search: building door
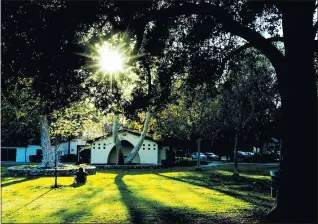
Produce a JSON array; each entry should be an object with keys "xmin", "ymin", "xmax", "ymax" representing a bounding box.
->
[
  {"xmin": 77, "ymin": 145, "xmax": 84, "ymax": 163},
  {"xmin": 1, "ymin": 148, "xmax": 17, "ymax": 161}
]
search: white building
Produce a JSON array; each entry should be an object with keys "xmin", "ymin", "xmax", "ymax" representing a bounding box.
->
[
  {"xmin": 56, "ymin": 139, "xmax": 86, "ymax": 156},
  {"xmin": 1, "ymin": 145, "xmax": 42, "ymax": 162},
  {"xmin": 90, "ymin": 130, "xmax": 167, "ymax": 165},
  {"xmin": 1, "ymin": 139, "xmax": 86, "ymax": 163}
]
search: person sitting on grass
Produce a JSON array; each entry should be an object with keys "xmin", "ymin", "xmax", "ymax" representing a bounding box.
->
[{"xmin": 74, "ymin": 167, "xmax": 88, "ymax": 184}]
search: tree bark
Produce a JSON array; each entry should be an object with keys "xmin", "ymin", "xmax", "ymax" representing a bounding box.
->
[
  {"xmin": 37, "ymin": 115, "xmax": 55, "ymax": 168},
  {"xmin": 112, "ymin": 115, "xmax": 124, "ymax": 165},
  {"xmin": 266, "ymin": 2, "xmax": 317, "ymax": 223},
  {"xmin": 233, "ymin": 132, "xmax": 239, "ymax": 177},
  {"xmin": 124, "ymin": 108, "xmax": 152, "ymax": 164}
]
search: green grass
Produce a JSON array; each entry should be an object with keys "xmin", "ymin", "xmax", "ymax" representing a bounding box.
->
[{"xmin": 1, "ymin": 165, "xmax": 276, "ymax": 223}]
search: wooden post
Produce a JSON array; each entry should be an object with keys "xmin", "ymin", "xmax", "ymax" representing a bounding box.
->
[{"xmin": 197, "ymin": 138, "xmax": 202, "ymax": 168}]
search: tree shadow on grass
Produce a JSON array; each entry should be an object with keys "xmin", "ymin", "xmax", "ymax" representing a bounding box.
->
[
  {"xmin": 115, "ymin": 173, "xmax": 145, "ymax": 224},
  {"xmin": 1, "ymin": 177, "xmax": 40, "ymax": 187},
  {"xmin": 114, "ymin": 173, "xmax": 257, "ymax": 224},
  {"xmin": 41, "ymin": 185, "xmax": 105, "ymax": 223},
  {"xmin": 2, "ymin": 188, "xmax": 53, "ymax": 219},
  {"xmin": 155, "ymin": 173, "xmax": 274, "ymax": 212}
]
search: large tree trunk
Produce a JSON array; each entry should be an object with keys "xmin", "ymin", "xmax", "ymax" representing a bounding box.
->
[
  {"xmin": 37, "ymin": 115, "xmax": 55, "ymax": 168},
  {"xmin": 112, "ymin": 115, "xmax": 124, "ymax": 165},
  {"xmin": 233, "ymin": 132, "xmax": 239, "ymax": 177},
  {"xmin": 124, "ymin": 108, "xmax": 152, "ymax": 164},
  {"xmin": 266, "ymin": 2, "xmax": 317, "ymax": 223}
]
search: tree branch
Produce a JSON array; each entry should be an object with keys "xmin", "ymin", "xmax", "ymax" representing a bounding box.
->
[
  {"xmin": 140, "ymin": 2, "xmax": 285, "ymax": 70},
  {"xmin": 313, "ymin": 21, "xmax": 318, "ymax": 39},
  {"xmin": 132, "ymin": 24, "xmax": 146, "ymax": 55},
  {"xmin": 222, "ymin": 36, "xmax": 284, "ymax": 63}
]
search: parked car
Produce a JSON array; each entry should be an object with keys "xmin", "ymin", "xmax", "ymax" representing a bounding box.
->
[
  {"xmin": 245, "ymin": 152, "xmax": 254, "ymax": 156},
  {"xmin": 191, "ymin": 152, "xmax": 207, "ymax": 160},
  {"xmin": 237, "ymin": 151, "xmax": 252, "ymax": 162},
  {"xmin": 204, "ymin": 152, "xmax": 219, "ymax": 160}
]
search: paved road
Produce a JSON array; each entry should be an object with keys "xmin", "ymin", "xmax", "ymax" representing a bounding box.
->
[{"xmin": 199, "ymin": 161, "xmax": 279, "ymax": 167}]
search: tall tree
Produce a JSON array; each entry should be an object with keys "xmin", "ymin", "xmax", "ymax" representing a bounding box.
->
[
  {"xmin": 220, "ymin": 49, "xmax": 277, "ymax": 177},
  {"xmin": 2, "ymin": 1, "xmax": 102, "ymax": 167},
  {"xmin": 1, "ymin": 77, "xmax": 41, "ymax": 146},
  {"xmin": 106, "ymin": 1, "xmax": 317, "ymax": 221}
]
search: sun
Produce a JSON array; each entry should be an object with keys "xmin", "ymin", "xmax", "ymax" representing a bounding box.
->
[
  {"xmin": 97, "ymin": 43, "xmax": 124, "ymax": 74},
  {"xmin": 78, "ymin": 32, "xmax": 144, "ymax": 82}
]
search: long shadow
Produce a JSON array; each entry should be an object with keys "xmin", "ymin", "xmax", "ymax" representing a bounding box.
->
[
  {"xmin": 115, "ymin": 173, "xmax": 145, "ymax": 224},
  {"xmin": 156, "ymin": 172, "xmax": 271, "ymax": 191},
  {"xmin": 3, "ymin": 189, "xmax": 53, "ymax": 218},
  {"xmin": 1, "ymin": 177, "xmax": 40, "ymax": 187},
  {"xmin": 211, "ymin": 187, "xmax": 273, "ymax": 208},
  {"xmin": 155, "ymin": 173, "xmax": 221, "ymax": 187},
  {"xmin": 114, "ymin": 173, "xmax": 255, "ymax": 224},
  {"xmin": 155, "ymin": 173, "xmax": 273, "ymax": 210}
]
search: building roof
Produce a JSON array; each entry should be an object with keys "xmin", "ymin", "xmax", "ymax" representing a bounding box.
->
[{"xmin": 87, "ymin": 128, "xmax": 156, "ymax": 144}]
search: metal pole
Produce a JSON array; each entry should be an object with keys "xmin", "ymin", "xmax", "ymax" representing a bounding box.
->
[
  {"xmin": 197, "ymin": 138, "xmax": 202, "ymax": 167},
  {"xmin": 54, "ymin": 146, "xmax": 57, "ymax": 188}
]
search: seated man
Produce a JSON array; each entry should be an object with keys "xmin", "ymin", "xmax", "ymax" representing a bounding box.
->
[{"xmin": 74, "ymin": 167, "xmax": 88, "ymax": 184}]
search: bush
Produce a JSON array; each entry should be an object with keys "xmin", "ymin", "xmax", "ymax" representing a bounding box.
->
[
  {"xmin": 79, "ymin": 149, "xmax": 91, "ymax": 164},
  {"xmin": 249, "ymin": 153, "xmax": 278, "ymax": 163},
  {"xmin": 29, "ymin": 155, "xmax": 42, "ymax": 162},
  {"xmin": 60, "ymin": 154, "xmax": 77, "ymax": 162},
  {"xmin": 161, "ymin": 160, "xmax": 173, "ymax": 167}
]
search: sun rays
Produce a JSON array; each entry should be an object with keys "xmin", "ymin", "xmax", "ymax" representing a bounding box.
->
[{"xmin": 77, "ymin": 32, "xmax": 144, "ymax": 92}]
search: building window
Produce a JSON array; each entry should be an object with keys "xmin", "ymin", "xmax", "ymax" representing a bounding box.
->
[
  {"xmin": 98, "ymin": 143, "xmax": 100, "ymax": 145},
  {"xmin": 143, "ymin": 148, "xmax": 145, "ymax": 150},
  {"xmin": 153, "ymin": 144, "xmax": 156, "ymax": 146},
  {"xmin": 143, "ymin": 144, "xmax": 145, "ymax": 146},
  {"xmin": 93, "ymin": 147, "xmax": 95, "ymax": 149},
  {"xmin": 104, "ymin": 147, "xmax": 105, "ymax": 149},
  {"xmin": 148, "ymin": 148, "xmax": 150, "ymax": 150},
  {"xmin": 104, "ymin": 143, "xmax": 106, "ymax": 145},
  {"xmin": 98, "ymin": 147, "xmax": 100, "ymax": 149},
  {"xmin": 93, "ymin": 143, "xmax": 95, "ymax": 145},
  {"xmin": 153, "ymin": 148, "xmax": 156, "ymax": 150},
  {"xmin": 148, "ymin": 144, "xmax": 150, "ymax": 146}
]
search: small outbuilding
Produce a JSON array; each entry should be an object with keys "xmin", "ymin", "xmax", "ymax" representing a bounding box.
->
[
  {"xmin": 1, "ymin": 145, "xmax": 42, "ymax": 162},
  {"xmin": 90, "ymin": 129, "xmax": 167, "ymax": 165},
  {"xmin": 1, "ymin": 139, "xmax": 86, "ymax": 163}
]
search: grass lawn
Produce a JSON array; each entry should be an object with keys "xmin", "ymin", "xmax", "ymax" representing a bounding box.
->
[{"xmin": 1, "ymin": 164, "xmax": 277, "ymax": 224}]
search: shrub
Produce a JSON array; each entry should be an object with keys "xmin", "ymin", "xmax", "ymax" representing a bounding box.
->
[
  {"xmin": 249, "ymin": 153, "xmax": 278, "ymax": 163},
  {"xmin": 60, "ymin": 154, "xmax": 77, "ymax": 162},
  {"xmin": 161, "ymin": 160, "xmax": 173, "ymax": 167},
  {"xmin": 29, "ymin": 155, "xmax": 42, "ymax": 162},
  {"xmin": 79, "ymin": 149, "xmax": 91, "ymax": 164}
]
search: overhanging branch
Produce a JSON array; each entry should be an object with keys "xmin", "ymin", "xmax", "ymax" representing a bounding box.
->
[
  {"xmin": 140, "ymin": 2, "xmax": 285, "ymax": 70},
  {"xmin": 222, "ymin": 36, "xmax": 284, "ymax": 63}
]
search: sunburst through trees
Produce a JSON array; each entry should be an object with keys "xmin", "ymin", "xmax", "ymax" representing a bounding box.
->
[{"xmin": 79, "ymin": 32, "xmax": 142, "ymax": 89}]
